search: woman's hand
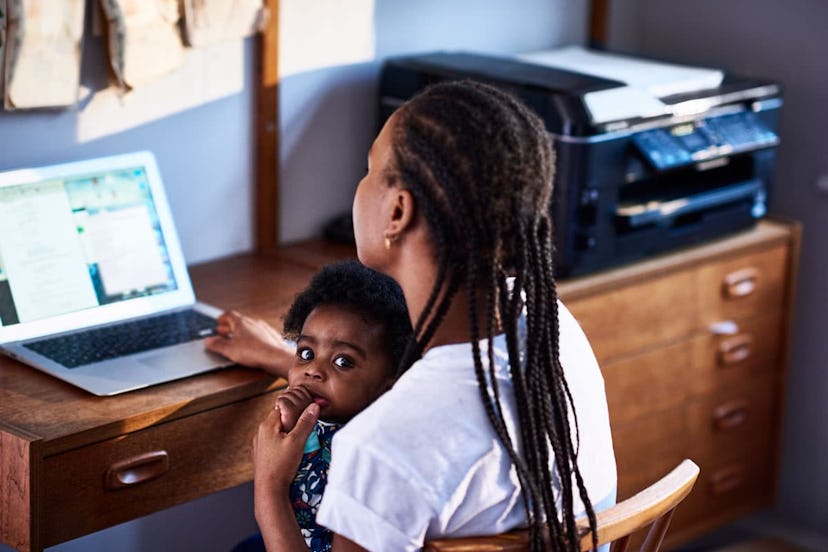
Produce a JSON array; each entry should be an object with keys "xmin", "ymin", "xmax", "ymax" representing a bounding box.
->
[{"xmin": 204, "ymin": 310, "xmax": 295, "ymax": 378}]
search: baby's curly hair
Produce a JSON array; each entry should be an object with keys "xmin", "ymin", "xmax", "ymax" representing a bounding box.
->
[{"xmin": 283, "ymin": 260, "xmax": 412, "ymax": 374}]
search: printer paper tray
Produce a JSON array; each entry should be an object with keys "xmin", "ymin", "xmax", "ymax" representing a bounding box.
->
[{"xmin": 616, "ymin": 178, "xmax": 763, "ymax": 228}]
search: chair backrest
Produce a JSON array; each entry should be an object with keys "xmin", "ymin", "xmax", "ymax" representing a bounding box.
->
[{"xmin": 424, "ymin": 459, "xmax": 700, "ymax": 552}]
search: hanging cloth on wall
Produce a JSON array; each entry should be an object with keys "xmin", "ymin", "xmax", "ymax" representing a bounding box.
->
[
  {"xmin": 99, "ymin": 0, "xmax": 185, "ymax": 90},
  {"xmin": 2, "ymin": 0, "xmax": 85, "ymax": 110},
  {"xmin": 182, "ymin": 0, "xmax": 268, "ymax": 47}
]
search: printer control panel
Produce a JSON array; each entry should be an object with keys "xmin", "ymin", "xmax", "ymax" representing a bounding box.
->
[{"xmin": 633, "ymin": 111, "xmax": 778, "ymax": 170}]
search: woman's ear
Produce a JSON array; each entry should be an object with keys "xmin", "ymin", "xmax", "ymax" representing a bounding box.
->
[{"xmin": 385, "ymin": 187, "xmax": 416, "ymax": 240}]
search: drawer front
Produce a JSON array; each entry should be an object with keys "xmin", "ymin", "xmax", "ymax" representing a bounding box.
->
[
  {"xmin": 623, "ymin": 438, "xmax": 775, "ymax": 550},
  {"xmin": 688, "ymin": 312, "xmax": 782, "ymax": 396},
  {"xmin": 567, "ymin": 245, "xmax": 787, "ymax": 364},
  {"xmin": 613, "ymin": 405, "xmax": 689, "ymax": 499},
  {"xmin": 42, "ymin": 392, "xmax": 278, "ymax": 546},
  {"xmin": 688, "ymin": 375, "xmax": 778, "ymax": 460},
  {"xmin": 567, "ymin": 270, "xmax": 698, "ymax": 363},
  {"xmin": 602, "ymin": 340, "xmax": 695, "ymax": 425},
  {"xmin": 672, "ymin": 439, "xmax": 775, "ymax": 534},
  {"xmin": 698, "ymin": 245, "xmax": 788, "ymax": 325},
  {"xmin": 612, "ymin": 374, "xmax": 778, "ymax": 500},
  {"xmin": 603, "ymin": 312, "xmax": 782, "ymax": 425}
]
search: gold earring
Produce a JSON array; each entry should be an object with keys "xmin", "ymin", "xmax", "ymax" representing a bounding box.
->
[
  {"xmin": 384, "ymin": 231, "xmax": 396, "ymax": 250},
  {"xmin": 384, "ymin": 236, "xmax": 392, "ymax": 250}
]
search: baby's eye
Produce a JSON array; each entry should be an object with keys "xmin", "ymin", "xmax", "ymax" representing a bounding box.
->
[
  {"xmin": 333, "ymin": 355, "xmax": 354, "ymax": 369},
  {"xmin": 297, "ymin": 347, "xmax": 314, "ymax": 361}
]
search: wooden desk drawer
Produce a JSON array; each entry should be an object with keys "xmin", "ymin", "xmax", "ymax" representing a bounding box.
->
[
  {"xmin": 613, "ymin": 374, "xmax": 777, "ymax": 500},
  {"xmin": 603, "ymin": 312, "xmax": 782, "ymax": 425},
  {"xmin": 623, "ymin": 439, "xmax": 775, "ymax": 550},
  {"xmin": 568, "ymin": 245, "xmax": 787, "ymax": 364},
  {"xmin": 672, "ymin": 439, "xmax": 775, "ymax": 536},
  {"xmin": 41, "ymin": 392, "xmax": 278, "ymax": 547},
  {"xmin": 567, "ymin": 269, "xmax": 698, "ymax": 363},
  {"xmin": 698, "ymin": 245, "xmax": 788, "ymax": 326}
]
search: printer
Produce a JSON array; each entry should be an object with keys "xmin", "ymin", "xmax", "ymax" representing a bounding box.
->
[{"xmin": 378, "ymin": 48, "xmax": 782, "ymax": 277}]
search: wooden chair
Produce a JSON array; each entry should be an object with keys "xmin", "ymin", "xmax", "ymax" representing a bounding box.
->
[{"xmin": 424, "ymin": 459, "xmax": 700, "ymax": 552}]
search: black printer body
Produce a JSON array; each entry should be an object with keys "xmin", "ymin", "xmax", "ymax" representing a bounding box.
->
[{"xmin": 378, "ymin": 52, "xmax": 782, "ymax": 277}]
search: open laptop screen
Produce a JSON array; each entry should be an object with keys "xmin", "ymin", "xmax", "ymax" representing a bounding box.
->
[
  {"xmin": 0, "ymin": 151, "xmax": 197, "ymax": 344},
  {"xmin": 0, "ymin": 166, "xmax": 179, "ymax": 326}
]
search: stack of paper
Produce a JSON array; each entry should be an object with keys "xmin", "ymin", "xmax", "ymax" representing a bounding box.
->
[{"xmin": 517, "ymin": 46, "xmax": 725, "ymax": 124}]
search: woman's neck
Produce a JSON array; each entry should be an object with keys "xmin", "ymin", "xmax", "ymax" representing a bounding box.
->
[
  {"xmin": 398, "ymin": 268, "xmax": 497, "ymax": 352},
  {"xmin": 389, "ymin": 222, "xmax": 499, "ymax": 352}
]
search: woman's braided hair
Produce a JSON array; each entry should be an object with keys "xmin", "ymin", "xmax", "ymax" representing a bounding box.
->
[{"xmin": 390, "ymin": 79, "xmax": 597, "ymax": 551}]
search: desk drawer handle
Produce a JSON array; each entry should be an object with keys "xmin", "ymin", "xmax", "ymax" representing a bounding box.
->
[
  {"xmin": 713, "ymin": 400, "xmax": 749, "ymax": 430},
  {"xmin": 718, "ymin": 334, "xmax": 753, "ymax": 366},
  {"xmin": 105, "ymin": 450, "xmax": 169, "ymax": 490},
  {"xmin": 722, "ymin": 268, "xmax": 758, "ymax": 298},
  {"xmin": 710, "ymin": 465, "xmax": 745, "ymax": 495}
]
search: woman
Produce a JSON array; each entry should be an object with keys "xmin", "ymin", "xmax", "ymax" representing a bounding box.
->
[{"xmin": 209, "ymin": 79, "xmax": 616, "ymax": 552}]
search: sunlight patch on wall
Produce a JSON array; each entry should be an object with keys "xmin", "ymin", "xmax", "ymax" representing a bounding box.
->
[
  {"xmin": 77, "ymin": 40, "xmax": 245, "ymax": 143},
  {"xmin": 280, "ymin": 0, "xmax": 376, "ymax": 77}
]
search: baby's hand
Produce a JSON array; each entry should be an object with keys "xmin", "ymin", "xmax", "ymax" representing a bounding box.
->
[{"xmin": 275, "ymin": 386, "xmax": 314, "ymax": 432}]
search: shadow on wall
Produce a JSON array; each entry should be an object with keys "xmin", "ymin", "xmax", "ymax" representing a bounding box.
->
[{"xmin": 278, "ymin": 62, "xmax": 380, "ymax": 244}]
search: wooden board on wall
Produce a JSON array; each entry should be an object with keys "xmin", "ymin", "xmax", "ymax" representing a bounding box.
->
[
  {"xmin": 589, "ymin": 0, "xmax": 610, "ymax": 48},
  {"xmin": 255, "ymin": 0, "xmax": 279, "ymax": 251}
]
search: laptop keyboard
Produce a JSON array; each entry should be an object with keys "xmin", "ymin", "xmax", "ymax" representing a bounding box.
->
[{"xmin": 24, "ymin": 310, "xmax": 217, "ymax": 368}]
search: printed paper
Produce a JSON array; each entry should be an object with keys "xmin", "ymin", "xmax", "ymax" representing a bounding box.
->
[
  {"xmin": 3, "ymin": 0, "xmax": 86, "ymax": 109},
  {"xmin": 182, "ymin": 0, "xmax": 267, "ymax": 47},
  {"xmin": 99, "ymin": 0, "xmax": 184, "ymax": 89}
]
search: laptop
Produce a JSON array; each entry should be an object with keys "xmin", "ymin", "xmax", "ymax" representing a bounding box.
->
[{"xmin": 0, "ymin": 151, "xmax": 233, "ymax": 396}]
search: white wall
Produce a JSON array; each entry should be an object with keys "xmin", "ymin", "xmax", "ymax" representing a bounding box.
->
[
  {"xmin": 0, "ymin": 1, "xmax": 588, "ymax": 550},
  {"xmin": 610, "ymin": 0, "xmax": 828, "ymax": 543}
]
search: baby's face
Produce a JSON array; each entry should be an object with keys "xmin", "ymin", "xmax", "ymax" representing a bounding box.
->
[{"xmin": 286, "ymin": 304, "xmax": 394, "ymax": 423}]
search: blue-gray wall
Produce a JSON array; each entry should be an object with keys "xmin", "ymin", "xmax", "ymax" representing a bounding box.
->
[
  {"xmin": 610, "ymin": 0, "xmax": 828, "ymax": 546},
  {"xmin": 0, "ymin": 1, "xmax": 588, "ymax": 550},
  {"xmin": 0, "ymin": 31, "xmax": 256, "ymax": 265},
  {"xmin": 279, "ymin": 0, "xmax": 586, "ymax": 243}
]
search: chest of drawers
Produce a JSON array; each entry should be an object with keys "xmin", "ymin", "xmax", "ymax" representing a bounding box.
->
[{"xmin": 559, "ymin": 219, "xmax": 799, "ymax": 547}]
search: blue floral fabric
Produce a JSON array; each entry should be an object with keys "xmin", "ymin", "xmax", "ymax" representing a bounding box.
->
[{"xmin": 289, "ymin": 420, "xmax": 342, "ymax": 552}]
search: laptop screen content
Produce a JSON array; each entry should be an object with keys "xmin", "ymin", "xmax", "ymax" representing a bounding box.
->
[{"xmin": 0, "ymin": 166, "xmax": 179, "ymax": 327}]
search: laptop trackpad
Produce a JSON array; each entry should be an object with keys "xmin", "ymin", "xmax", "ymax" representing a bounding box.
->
[{"xmin": 138, "ymin": 342, "xmax": 229, "ymax": 374}]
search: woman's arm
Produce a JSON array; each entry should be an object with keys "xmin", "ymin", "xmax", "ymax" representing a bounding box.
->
[
  {"xmin": 204, "ymin": 310, "xmax": 295, "ymax": 378},
  {"xmin": 253, "ymin": 403, "xmax": 320, "ymax": 551}
]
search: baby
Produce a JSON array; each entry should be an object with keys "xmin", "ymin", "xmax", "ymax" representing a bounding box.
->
[{"xmin": 228, "ymin": 260, "xmax": 412, "ymax": 552}]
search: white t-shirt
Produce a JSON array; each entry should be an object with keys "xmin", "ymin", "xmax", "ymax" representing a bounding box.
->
[{"xmin": 316, "ymin": 301, "xmax": 616, "ymax": 552}]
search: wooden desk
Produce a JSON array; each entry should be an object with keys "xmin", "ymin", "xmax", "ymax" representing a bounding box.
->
[
  {"xmin": 0, "ymin": 220, "xmax": 800, "ymax": 551},
  {"xmin": 0, "ymin": 253, "xmax": 317, "ymax": 552}
]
